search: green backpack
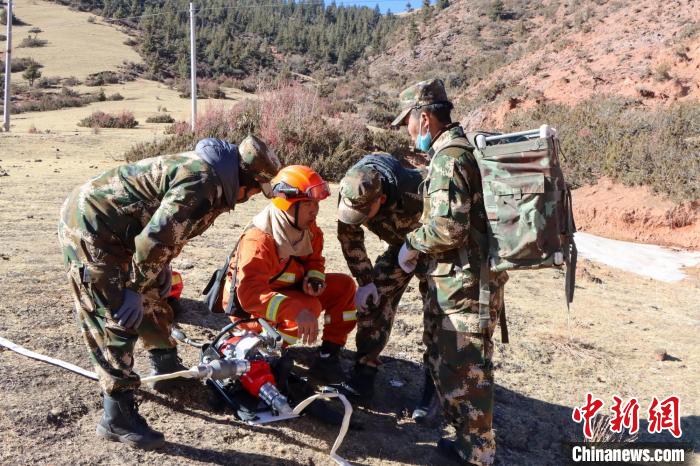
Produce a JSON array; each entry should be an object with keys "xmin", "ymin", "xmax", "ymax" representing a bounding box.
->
[{"xmin": 446, "ymin": 125, "xmax": 577, "ymax": 314}]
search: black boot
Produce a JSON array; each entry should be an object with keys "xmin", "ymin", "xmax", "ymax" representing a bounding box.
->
[
  {"xmin": 96, "ymin": 391, "xmax": 165, "ymax": 450},
  {"xmin": 437, "ymin": 438, "xmax": 465, "ymax": 464},
  {"xmin": 147, "ymin": 347, "xmax": 188, "ymax": 392},
  {"xmin": 308, "ymin": 341, "xmax": 346, "ymax": 384},
  {"xmin": 412, "ymin": 368, "xmax": 440, "ymax": 425},
  {"xmin": 339, "ymin": 362, "xmax": 378, "ymax": 401}
]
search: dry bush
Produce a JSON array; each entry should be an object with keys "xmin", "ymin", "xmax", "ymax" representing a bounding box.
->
[
  {"xmin": 125, "ymin": 81, "xmax": 411, "ymax": 180},
  {"xmin": 0, "ymin": 57, "xmax": 42, "ymax": 73},
  {"xmin": 78, "ymin": 111, "xmax": 138, "ymax": 129},
  {"xmin": 175, "ymin": 79, "xmax": 226, "ymax": 99},
  {"xmin": 11, "ymin": 88, "xmax": 105, "ymax": 113},
  {"xmin": 35, "ymin": 76, "xmax": 62, "ymax": 89},
  {"xmin": 146, "ymin": 113, "xmax": 175, "ymax": 124},
  {"xmin": 85, "ymin": 71, "xmax": 120, "ymax": 86},
  {"xmin": 586, "ymin": 415, "xmax": 639, "ymax": 443},
  {"xmin": 18, "ymin": 36, "xmax": 47, "ymax": 48},
  {"xmin": 505, "ymin": 97, "xmax": 700, "ymax": 201},
  {"xmin": 653, "ymin": 63, "xmax": 672, "ymax": 82}
]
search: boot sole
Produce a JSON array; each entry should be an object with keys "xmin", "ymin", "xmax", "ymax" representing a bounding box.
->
[{"xmin": 96, "ymin": 424, "xmax": 165, "ymax": 450}]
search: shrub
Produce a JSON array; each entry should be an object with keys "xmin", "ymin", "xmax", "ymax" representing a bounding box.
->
[
  {"xmin": 125, "ymin": 82, "xmax": 412, "ymax": 180},
  {"xmin": 1, "ymin": 10, "xmax": 28, "ymax": 26},
  {"xmin": 78, "ymin": 111, "xmax": 138, "ymax": 129},
  {"xmin": 22, "ymin": 64, "xmax": 42, "ymax": 87},
  {"xmin": 108, "ymin": 92, "xmax": 124, "ymax": 101},
  {"xmin": 504, "ymin": 97, "xmax": 700, "ymax": 201},
  {"xmin": 146, "ymin": 113, "xmax": 175, "ymax": 124},
  {"xmin": 9, "ymin": 86, "xmax": 111, "ymax": 114},
  {"xmin": 85, "ymin": 71, "xmax": 120, "ymax": 86},
  {"xmin": 36, "ymin": 76, "xmax": 61, "ymax": 89},
  {"xmin": 176, "ymin": 78, "xmax": 226, "ymax": 99},
  {"xmin": 19, "ymin": 36, "xmax": 47, "ymax": 48},
  {"xmin": 653, "ymin": 63, "xmax": 672, "ymax": 82},
  {"xmin": 62, "ymin": 76, "xmax": 80, "ymax": 86},
  {"xmin": 61, "ymin": 87, "xmax": 80, "ymax": 97},
  {"xmin": 0, "ymin": 34, "xmax": 6, "ymax": 41},
  {"xmin": 1, "ymin": 57, "xmax": 42, "ymax": 73}
]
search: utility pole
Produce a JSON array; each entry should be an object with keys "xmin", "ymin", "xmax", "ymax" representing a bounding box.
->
[
  {"xmin": 189, "ymin": 2, "xmax": 197, "ymax": 132},
  {"xmin": 3, "ymin": 0, "xmax": 13, "ymax": 132}
]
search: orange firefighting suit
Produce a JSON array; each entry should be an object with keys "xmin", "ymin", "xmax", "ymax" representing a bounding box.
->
[{"xmin": 223, "ymin": 223, "xmax": 357, "ymax": 346}]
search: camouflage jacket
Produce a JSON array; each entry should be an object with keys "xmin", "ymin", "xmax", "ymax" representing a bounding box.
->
[
  {"xmin": 406, "ymin": 124, "xmax": 489, "ymax": 268},
  {"xmin": 337, "ymin": 155, "xmax": 424, "ymax": 286},
  {"xmin": 60, "ymin": 153, "xmax": 230, "ymax": 293}
]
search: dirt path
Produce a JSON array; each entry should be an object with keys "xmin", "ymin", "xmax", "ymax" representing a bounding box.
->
[{"xmin": 1, "ymin": 131, "xmax": 698, "ymax": 465}]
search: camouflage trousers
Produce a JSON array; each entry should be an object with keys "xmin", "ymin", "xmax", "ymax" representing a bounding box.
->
[
  {"xmin": 422, "ymin": 261, "xmax": 507, "ymax": 466},
  {"xmin": 58, "ymin": 222, "xmax": 176, "ymax": 394},
  {"xmin": 355, "ymin": 244, "xmax": 428, "ymax": 365}
]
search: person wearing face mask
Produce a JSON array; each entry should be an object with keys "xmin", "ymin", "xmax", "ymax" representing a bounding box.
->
[
  {"xmin": 392, "ymin": 79, "xmax": 509, "ymax": 466},
  {"xmin": 58, "ymin": 135, "xmax": 280, "ymax": 450},
  {"xmin": 223, "ymin": 165, "xmax": 358, "ymax": 384},
  {"xmin": 335, "ymin": 154, "xmax": 440, "ymax": 421}
]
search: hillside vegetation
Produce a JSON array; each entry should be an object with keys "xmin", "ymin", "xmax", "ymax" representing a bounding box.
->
[
  {"xmin": 47, "ymin": 0, "xmax": 402, "ymax": 79},
  {"xmin": 18, "ymin": 0, "xmax": 700, "ymax": 201}
]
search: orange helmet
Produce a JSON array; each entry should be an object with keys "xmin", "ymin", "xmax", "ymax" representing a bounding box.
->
[{"xmin": 270, "ymin": 165, "xmax": 330, "ymax": 211}]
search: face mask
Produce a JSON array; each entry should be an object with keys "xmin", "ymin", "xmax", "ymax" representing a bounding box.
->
[{"xmin": 415, "ymin": 120, "xmax": 432, "ymax": 152}]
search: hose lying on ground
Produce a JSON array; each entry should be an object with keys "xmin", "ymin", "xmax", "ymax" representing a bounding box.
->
[{"xmin": 0, "ymin": 335, "xmax": 354, "ymax": 465}]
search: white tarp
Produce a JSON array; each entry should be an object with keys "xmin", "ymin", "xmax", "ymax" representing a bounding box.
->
[{"xmin": 575, "ymin": 232, "xmax": 700, "ymax": 282}]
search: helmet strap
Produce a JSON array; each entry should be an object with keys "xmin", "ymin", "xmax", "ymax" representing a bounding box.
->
[{"xmin": 291, "ymin": 202, "xmax": 301, "ymax": 230}]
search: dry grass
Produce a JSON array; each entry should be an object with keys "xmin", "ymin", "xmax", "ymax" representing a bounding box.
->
[
  {"xmin": 11, "ymin": 1, "xmax": 141, "ymax": 79},
  {"xmin": 586, "ymin": 415, "xmax": 640, "ymax": 443}
]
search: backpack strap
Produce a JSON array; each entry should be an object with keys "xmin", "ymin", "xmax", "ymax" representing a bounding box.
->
[{"xmin": 441, "ymin": 137, "xmax": 493, "ymax": 333}]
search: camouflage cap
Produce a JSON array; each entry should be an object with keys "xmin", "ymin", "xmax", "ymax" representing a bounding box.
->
[
  {"xmin": 337, "ymin": 165, "xmax": 382, "ymax": 225},
  {"xmin": 391, "ymin": 78, "xmax": 450, "ymax": 127},
  {"xmin": 238, "ymin": 135, "xmax": 282, "ymax": 183}
]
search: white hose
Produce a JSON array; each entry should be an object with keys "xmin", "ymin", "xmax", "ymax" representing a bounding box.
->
[
  {"xmin": 140, "ymin": 369, "xmax": 199, "ymax": 384},
  {"xmin": 292, "ymin": 392, "xmax": 353, "ymax": 466},
  {"xmin": 0, "ymin": 336, "xmax": 98, "ymax": 380}
]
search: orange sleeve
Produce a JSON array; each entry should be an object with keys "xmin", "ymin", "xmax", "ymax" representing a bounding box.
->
[
  {"xmin": 235, "ymin": 229, "xmax": 303, "ymax": 322},
  {"xmin": 301, "ymin": 223, "xmax": 326, "ymax": 281}
]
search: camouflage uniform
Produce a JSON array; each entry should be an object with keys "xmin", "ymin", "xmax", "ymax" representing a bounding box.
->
[
  {"xmin": 399, "ymin": 80, "xmax": 508, "ymax": 466},
  {"xmin": 58, "ymin": 138, "xmax": 280, "ymax": 394},
  {"xmin": 336, "ymin": 154, "xmax": 424, "ymax": 365}
]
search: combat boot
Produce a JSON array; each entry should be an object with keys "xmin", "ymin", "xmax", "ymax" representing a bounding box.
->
[
  {"xmin": 96, "ymin": 391, "xmax": 165, "ymax": 450},
  {"xmin": 338, "ymin": 362, "xmax": 378, "ymax": 401},
  {"xmin": 147, "ymin": 347, "xmax": 188, "ymax": 392},
  {"xmin": 411, "ymin": 368, "xmax": 440, "ymax": 425},
  {"xmin": 308, "ymin": 341, "xmax": 346, "ymax": 384}
]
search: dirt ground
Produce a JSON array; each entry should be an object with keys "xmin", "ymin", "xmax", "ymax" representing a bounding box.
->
[
  {"xmin": 1, "ymin": 2, "xmax": 698, "ymax": 465},
  {"xmin": 0, "ymin": 130, "xmax": 698, "ymax": 465}
]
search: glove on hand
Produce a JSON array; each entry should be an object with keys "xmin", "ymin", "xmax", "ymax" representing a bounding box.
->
[
  {"xmin": 355, "ymin": 282, "xmax": 379, "ymax": 314},
  {"xmin": 114, "ymin": 289, "xmax": 144, "ymax": 329},
  {"xmin": 157, "ymin": 264, "xmax": 172, "ymax": 299},
  {"xmin": 398, "ymin": 242, "xmax": 419, "ymax": 273}
]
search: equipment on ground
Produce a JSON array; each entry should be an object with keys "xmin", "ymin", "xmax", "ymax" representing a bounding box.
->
[{"xmin": 1, "ymin": 316, "xmax": 354, "ymax": 465}]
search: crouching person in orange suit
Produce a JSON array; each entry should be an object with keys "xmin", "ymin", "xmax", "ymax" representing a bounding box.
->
[{"xmin": 222, "ymin": 165, "xmax": 358, "ymax": 383}]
